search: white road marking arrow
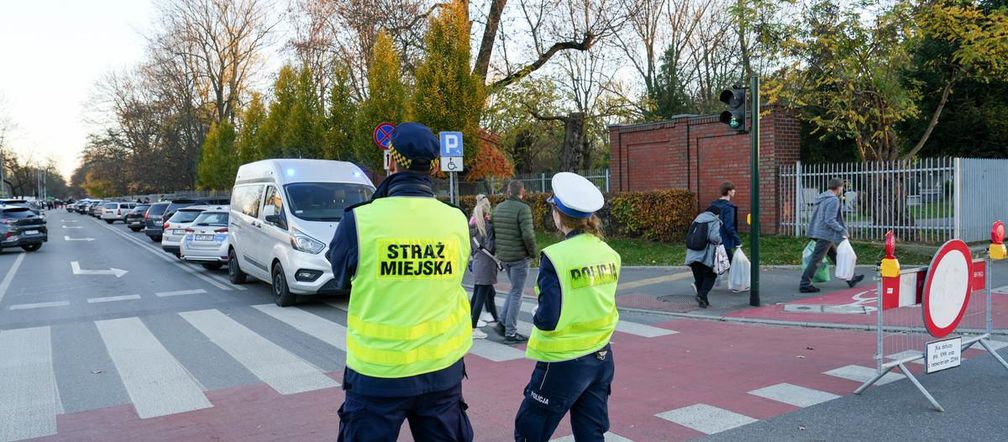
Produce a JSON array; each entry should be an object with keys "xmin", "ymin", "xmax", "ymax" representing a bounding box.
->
[
  {"xmin": 71, "ymin": 261, "xmax": 127, "ymax": 278},
  {"xmin": 64, "ymin": 236, "xmax": 95, "ymax": 242}
]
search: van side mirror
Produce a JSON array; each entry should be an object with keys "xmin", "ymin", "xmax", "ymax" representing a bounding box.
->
[{"xmin": 265, "ymin": 214, "xmax": 282, "ymax": 225}]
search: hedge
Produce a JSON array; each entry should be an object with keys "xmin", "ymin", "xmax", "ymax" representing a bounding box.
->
[{"xmin": 451, "ymin": 189, "xmax": 696, "ymax": 243}]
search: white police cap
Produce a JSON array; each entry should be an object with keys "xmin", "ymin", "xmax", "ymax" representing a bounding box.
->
[{"xmin": 548, "ymin": 172, "xmax": 604, "ymax": 218}]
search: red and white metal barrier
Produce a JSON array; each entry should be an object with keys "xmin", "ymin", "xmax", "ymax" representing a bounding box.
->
[{"xmin": 855, "ymin": 227, "xmax": 1008, "ymax": 411}]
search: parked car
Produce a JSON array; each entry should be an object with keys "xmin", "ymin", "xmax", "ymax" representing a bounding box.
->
[
  {"xmin": 78, "ymin": 201, "xmax": 94, "ymax": 214},
  {"xmin": 0, "ymin": 204, "xmax": 48, "ymax": 252},
  {"xmin": 90, "ymin": 200, "xmax": 105, "ymax": 217},
  {"xmin": 162, "ymin": 198, "xmax": 198, "ymax": 223},
  {"xmin": 180, "ymin": 210, "xmax": 230, "ymax": 270},
  {"xmin": 162, "ymin": 205, "xmax": 220, "ymax": 257},
  {"xmin": 143, "ymin": 202, "xmax": 170, "ymax": 242},
  {"xmin": 228, "ymin": 159, "xmax": 374, "ymax": 306},
  {"xmin": 125, "ymin": 204, "xmax": 150, "ymax": 231},
  {"xmin": 101, "ymin": 202, "xmax": 136, "ymax": 224}
]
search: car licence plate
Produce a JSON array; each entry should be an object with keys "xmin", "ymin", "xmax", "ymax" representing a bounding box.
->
[
  {"xmin": 23, "ymin": 230, "xmax": 38, "ymax": 235},
  {"xmin": 173, "ymin": 229, "xmax": 185, "ymax": 234},
  {"xmin": 195, "ymin": 234, "xmax": 215, "ymax": 241}
]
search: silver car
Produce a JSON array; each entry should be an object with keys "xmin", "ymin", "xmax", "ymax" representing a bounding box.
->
[
  {"xmin": 161, "ymin": 206, "xmax": 219, "ymax": 257},
  {"xmin": 180, "ymin": 210, "xmax": 229, "ymax": 270},
  {"xmin": 101, "ymin": 202, "xmax": 136, "ymax": 224}
]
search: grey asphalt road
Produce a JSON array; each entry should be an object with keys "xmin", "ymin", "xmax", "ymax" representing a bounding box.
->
[{"xmin": 704, "ymin": 346, "xmax": 1008, "ymax": 442}]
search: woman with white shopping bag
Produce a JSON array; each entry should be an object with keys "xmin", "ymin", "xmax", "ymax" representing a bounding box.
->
[{"xmin": 685, "ymin": 205, "xmax": 723, "ymax": 308}]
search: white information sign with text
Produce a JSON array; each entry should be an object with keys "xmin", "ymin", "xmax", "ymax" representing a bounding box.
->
[{"xmin": 925, "ymin": 337, "xmax": 962, "ymax": 374}]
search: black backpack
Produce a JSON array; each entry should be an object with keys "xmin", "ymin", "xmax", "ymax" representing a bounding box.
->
[{"xmin": 686, "ymin": 220, "xmax": 710, "ymax": 251}]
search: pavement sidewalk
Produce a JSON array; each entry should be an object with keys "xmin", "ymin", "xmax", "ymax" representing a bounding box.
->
[{"xmin": 466, "ymin": 260, "xmax": 1008, "ymax": 332}]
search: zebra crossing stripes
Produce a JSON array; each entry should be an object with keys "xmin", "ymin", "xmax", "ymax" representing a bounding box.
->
[
  {"xmin": 253, "ymin": 304, "xmax": 348, "ymax": 351},
  {"xmin": 179, "ymin": 309, "xmax": 339, "ymax": 395},
  {"xmin": 0, "ymin": 326, "xmax": 59, "ymax": 441},
  {"xmin": 823, "ymin": 365, "xmax": 905, "ymax": 385},
  {"xmin": 655, "ymin": 403, "xmax": 758, "ymax": 435},
  {"xmin": 748, "ymin": 383, "xmax": 840, "ymax": 408},
  {"xmin": 94, "ymin": 317, "xmax": 212, "ymax": 419},
  {"xmin": 552, "ymin": 432, "xmax": 635, "ymax": 441}
]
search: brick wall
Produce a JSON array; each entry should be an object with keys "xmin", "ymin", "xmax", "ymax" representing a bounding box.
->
[{"xmin": 609, "ymin": 107, "xmax": 800, "ymax": 234}]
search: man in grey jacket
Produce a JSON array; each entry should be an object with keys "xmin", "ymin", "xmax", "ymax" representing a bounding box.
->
[{"xmin": 800, "ymin": 178, "xmax": 865, "ymax": 293}]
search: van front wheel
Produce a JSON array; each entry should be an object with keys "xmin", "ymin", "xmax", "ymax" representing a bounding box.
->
[
  {"xmin": 228, "ymin": 249, "xmax": 246, "ymax": 284},
  {"xmin": 272, "ymin": 263, "xmax": 297, "ymax": 307}
]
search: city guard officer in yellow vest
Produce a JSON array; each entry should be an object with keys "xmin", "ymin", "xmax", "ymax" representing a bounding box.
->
[
  {"xmin": 327, "ymin": 122, "xmax": 474, "ymax": 442},
  {"xmin": 514, "ymin": 172, "xmax": 621, "ymax": 442}
]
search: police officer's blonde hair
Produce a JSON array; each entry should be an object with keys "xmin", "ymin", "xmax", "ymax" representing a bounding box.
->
[{"xmin": 554, "ymin": 209, "xmax": 604, "ymax": 240}]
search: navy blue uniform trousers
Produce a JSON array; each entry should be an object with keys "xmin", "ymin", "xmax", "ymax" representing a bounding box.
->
[
  {"xmin": 514, "ymin": 346, "xmax": 615, "ymax": 442},
  {"xmin": 337, "ymin": 383, "xmax": 473, "ymax": 442}
]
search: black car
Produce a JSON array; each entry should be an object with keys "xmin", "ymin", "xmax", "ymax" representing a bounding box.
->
[
  {"xmin": 143, "ymin": 202, "xmax": 170, "ymax": 242},
  {"xmin": 125, "ymin": 204, "xmax": 151, "ymax": 232},
  {"xmin": 0, "ymin": 205, "xmax": 47, "ymax": 252}
]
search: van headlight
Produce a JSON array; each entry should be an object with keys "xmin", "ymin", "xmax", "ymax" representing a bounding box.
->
[{"xmin": 290, "ymin": 232, "xmax": 325, "ymax": 254}]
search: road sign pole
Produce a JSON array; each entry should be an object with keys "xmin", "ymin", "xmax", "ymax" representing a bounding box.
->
[
  {"xmin": 449, "ymin": 172, "xmax": 456, "ymax": 205},
  {"xmin": 750, "ymin": 74, "xmax": 761, "ymax": 306}
]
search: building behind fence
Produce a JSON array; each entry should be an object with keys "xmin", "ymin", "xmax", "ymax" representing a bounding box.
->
[{"xmin": 779, "ymin": 158, "xmax": 1008, "ymax": 243}]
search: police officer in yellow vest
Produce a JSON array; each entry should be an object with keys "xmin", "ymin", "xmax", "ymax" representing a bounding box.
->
[
  {"xmin": 327, "ymin": 122, "xmax": 474, "ymax": 442},
  {"xmin": 514, "ymin": 172, "xmax": 621, "ymax": 442}
]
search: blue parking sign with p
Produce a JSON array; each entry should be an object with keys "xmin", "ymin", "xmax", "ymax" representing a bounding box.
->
[{"xmin": 439, "ymin": 131, "xmax": 463, "ymax": 157}]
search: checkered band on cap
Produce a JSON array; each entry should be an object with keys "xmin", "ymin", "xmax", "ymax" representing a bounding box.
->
[
  {"xmin": 389, "ymin": 147, "xmax": 412, "ymax": 169},
  {"xmin": 389, "ymin": 146, "xmax": 439, "ymax": 171}
]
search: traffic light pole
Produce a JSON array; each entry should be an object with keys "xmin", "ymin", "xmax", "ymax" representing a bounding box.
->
[{"xmin": 749, "ymin": 74, "xmax": 761, "ymax": 306}]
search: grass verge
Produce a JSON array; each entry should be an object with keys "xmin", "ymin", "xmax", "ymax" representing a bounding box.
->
[{"xmin": 533, "ymin": 232, "xmax": 935, "ymax": 266}]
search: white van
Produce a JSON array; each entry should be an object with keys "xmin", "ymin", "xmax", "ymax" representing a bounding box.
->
[{"xmin": 227, "ymin": 159, "xmax": 375, "ymax": 306}]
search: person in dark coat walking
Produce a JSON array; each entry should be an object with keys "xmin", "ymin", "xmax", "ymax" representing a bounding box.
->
[
  {"xmin": 685, "ymin": 205, "xmax": 722, "ymax": 308},
  {"xmin": 469, "ymin": 195, "xmax": 500, "ymax": 339},
  {"xmin": 709, "ymin": 182, "xmax": 742, "ymax": 262}
]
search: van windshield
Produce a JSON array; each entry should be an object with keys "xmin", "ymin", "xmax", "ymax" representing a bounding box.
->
[{"xmin": 284, "ymin": 182, "xmax": 373, "ymax": 222}]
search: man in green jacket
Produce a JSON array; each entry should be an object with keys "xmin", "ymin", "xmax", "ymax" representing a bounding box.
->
[{"xmin": 492, "ymin": 180, "xmax": 538, "ymax": 342}]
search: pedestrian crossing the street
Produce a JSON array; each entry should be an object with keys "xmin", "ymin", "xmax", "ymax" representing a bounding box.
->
[{"xmin": 0, "ymin": 301, "xmax": 678, "ymax": 441}]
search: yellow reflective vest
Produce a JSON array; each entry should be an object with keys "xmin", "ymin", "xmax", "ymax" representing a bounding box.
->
[
  {"xmin": 527, "ymin": 233, "xmax": 620, "ymax": 362},
  {"xmin": 347, "ymin": 197, "xmax": 472, "ymax": 378}
]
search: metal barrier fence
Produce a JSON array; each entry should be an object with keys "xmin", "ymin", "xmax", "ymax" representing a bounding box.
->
[
  {"xmin": 779, "ymin": 158, "xmax": 955, "ymax": 243},
  {"xmin": 855, "ymin": 254, "xmax": 1008, "ymax": 411},
  {"xmin": 780, "ymin": 158, "xmax": 1008, "ymax": 243}
]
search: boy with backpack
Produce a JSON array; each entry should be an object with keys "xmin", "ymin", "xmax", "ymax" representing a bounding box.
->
[{"xmin": 685, "ymin": 205, "xmax": 723, "ymax": 308}]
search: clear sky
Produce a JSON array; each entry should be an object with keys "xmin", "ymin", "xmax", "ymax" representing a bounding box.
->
[{"xmin": 0, "ymin": 0, "xmax": 154, "ymax": 180}]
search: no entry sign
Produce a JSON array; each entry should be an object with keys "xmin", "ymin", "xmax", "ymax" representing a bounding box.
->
[{"xmin": 921, "ymin": 239, "xmax": 973, "ymax": 338}]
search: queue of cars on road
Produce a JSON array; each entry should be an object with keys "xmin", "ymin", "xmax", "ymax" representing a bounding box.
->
[{"xmin": 66, "ymin": 159, "xmax": 376, "ymax": 307}]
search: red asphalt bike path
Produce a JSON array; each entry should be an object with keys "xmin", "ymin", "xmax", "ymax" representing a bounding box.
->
[{"xmin": 35, "ymin": 315, "xmax": 1000, "ymax": 442}]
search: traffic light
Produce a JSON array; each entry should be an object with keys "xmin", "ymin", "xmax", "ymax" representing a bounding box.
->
[{"xmin": 719, "ymin": 87, "xmax": 746, "ymax": 132}]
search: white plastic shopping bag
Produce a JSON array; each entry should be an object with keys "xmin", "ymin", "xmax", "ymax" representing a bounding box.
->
[
  {"xmin": 729, "ymin": 248, "xmax": 751, "ymax": 292},
  {"xmin": 714, "ymin": 244, "xmax": 731, "ymax": 275},
  {"xmin": 835, "ymin": 239, "xmax": 857, "ymax": 280}
]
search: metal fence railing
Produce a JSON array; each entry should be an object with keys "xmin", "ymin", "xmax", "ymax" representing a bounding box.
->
[
  {"xmin": 780, "ymin": 158, "xmax": 1008, "ymax": 243},
  {"xmin": 779, "ymin": 159, "xmax": 956, "ymax": 243}
]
